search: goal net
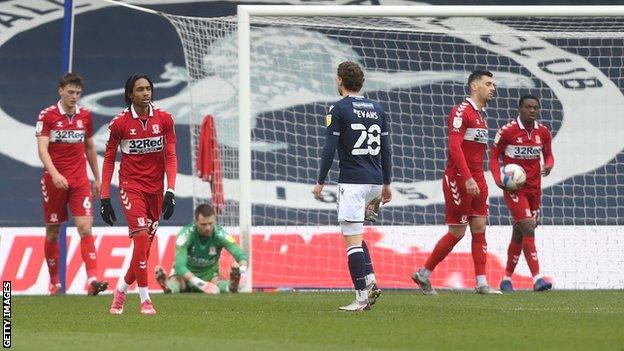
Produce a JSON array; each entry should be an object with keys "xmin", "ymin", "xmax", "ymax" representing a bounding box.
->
[{"xmin": 163, "ymin": 7, "xmax": 624, "ymax": 290}]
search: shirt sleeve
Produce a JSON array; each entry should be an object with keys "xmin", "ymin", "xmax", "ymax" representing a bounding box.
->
[
  {"xmin": 489, "ymin": 128, "xmax": 506, "ymax": 185},
  {"xmin": 35, "ymin": 110, "xmax": 50, "ymax": 137},
  {"xmin": 217, "ymin": 227, "xmax": 248, "ymax": 262},
  {"xmin": 447, "ymin": 107, "xmax": 472, "ymax": 181},
  {"xmin": 85, "ymin": 112, "xmax": 94, "ymax": 139},
  {"xmin": 542, "ymin": 127, "xmax": 554, "ymax": 168},
  {"xmin": 101, "ymin": 118, "xmax": 121, "ymax": 199},
  {"xmin": 380, "ymin": 109, "xmax": 392, "ymax": 185},
  {"xmin": 164, "ymin": 114, "xmax": 177, "ymax": 191},
  {"xmin": 317, "ymin": 105, "xmax": 341, "ymax": 184},
  {"xmin": 173, "ymin": 227, "xmax": 192, "ymax": 276}
]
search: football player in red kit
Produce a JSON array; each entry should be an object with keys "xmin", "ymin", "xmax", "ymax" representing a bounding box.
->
[
  {"xmin": 412, "ymin": 70, "xmax": 501, "ymax": 295},
  {"xmin": 36, "ymin": 73, "xmax": 108, "ymax": 296},
  {"xmin": 490, "ymin": 95, "xmax": 554, "ymax": 292},
  {"xmin": 101, "ymin": 74, "xmax": 177, "ymax": 315}
]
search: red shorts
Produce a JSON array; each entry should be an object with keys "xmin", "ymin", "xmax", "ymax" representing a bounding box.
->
[
  {"xmin": 41, "ymin": 173, "xmax": 93, "ymax": 224},
  {"xmin": 119, "ymin": 187, "xmax": 162, "ymax": 237},
  {"xmin": 443, "ymin": 174, "xmax": 488, "ymax": 225},
  {"xmin": 504, "ymin": 187, "xmax": 541, "ymax": 224}
]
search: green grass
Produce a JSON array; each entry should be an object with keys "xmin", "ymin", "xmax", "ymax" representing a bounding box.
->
[{"xmin": 11, "ymin": 290, "xmax": 624, "ymax": 351}]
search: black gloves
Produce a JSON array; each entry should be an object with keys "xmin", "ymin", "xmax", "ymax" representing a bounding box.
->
[
  {"xmin": 100, "ymin": 198, "xmax": 116, "ymax": 226},
  {"xmin": 162, "ymin": 190, "xmax": 175, "ymax": 220},
  {"xmin": 101, "ymin": 191, "xmax": 174, "ymax": 224}
]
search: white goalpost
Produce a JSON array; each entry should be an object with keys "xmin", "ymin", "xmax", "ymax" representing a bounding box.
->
[{"xmin": 99, "ymin": 3, "xmax": 624, "ymax": 290}]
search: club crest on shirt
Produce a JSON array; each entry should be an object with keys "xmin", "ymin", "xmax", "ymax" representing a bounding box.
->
[
  {"xmin": 452, "ymin": 116, "xmax": 462, "ymax": 129},
  {"xmin": 535, "ymin": 135, "xmax": 541, "ymax": 144},
  {"xmin": 325, "ymin": 114, "xmax": 331, "ymax": 127},
  {"xmin": 77, "ymin": 120, "xmax": 83, "ymax": 129},
  {"xmin": 129, "ymin": 129, "xmax": 137, "ymax": 136},
  {"xmin": 209, "ymin": 246, "xmax": 216, "ymax": 255},
  {"xmin": 152, "ymin": 124, "xmax": 160, "ymax": 134}
]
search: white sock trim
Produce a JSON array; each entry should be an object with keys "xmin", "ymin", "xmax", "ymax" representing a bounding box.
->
[
  {"xmin": 365, "ymin": 273, "xmax": 376, "ymax": 286},
  {"xmin": 476, "ymin": 275, "xmax": 487, "ymax": 287},
  {"xmin": 346, "ymin": 246, "xmax": 364, "ymax": 255},
  {"xmin": 117, "ymin": 279, "xmax": 129, "ymax": 293},
  {"xmin": 138, "ymin": 287, "xmax": 150, "ymax": 303},
  {"xmin": 420, "ymin": 268, "xmax": 432, "ymax": 279},
  {"xmin": 355, "ymin": 289, "xmax": 368, "ymax": 303}
]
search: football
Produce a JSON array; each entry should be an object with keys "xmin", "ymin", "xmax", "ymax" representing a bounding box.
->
[{"xmin": 501, "ymin": 164, "xmax": 527, "ymax": 191}]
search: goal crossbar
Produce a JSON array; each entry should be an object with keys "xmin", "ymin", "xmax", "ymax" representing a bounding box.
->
[{"xmin": 238, "ymin": 5, "xmax": 624, "ymax": 18}]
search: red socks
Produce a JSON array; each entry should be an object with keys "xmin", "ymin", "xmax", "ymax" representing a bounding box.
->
[
  {"xmin": 471, "ymin": 232, "xmax": 487, "ymax": 276},
  {"xmin": 44, "ymin": 238, "xmax": 60, "ymax": 285},
  {"xmin": 425, "ymin": 232, "xmax": 461, "ymax": 271},
  {"xmin": 129, "ymin": 230, "xmax": 150, "ymax": 287},
  {"xmin": 505, "ymin": 240, "xmax": 522, "ymax": 277},
  {"xmin": 522, "ymin": 236, "xmax": 540, "ymax": 276},
  {"xmin": 80, "ymin": 235, "xmax": 98, "ymax": 279}
]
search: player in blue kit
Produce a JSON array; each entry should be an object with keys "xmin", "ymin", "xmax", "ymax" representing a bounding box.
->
[{"xmin": 313, "ymin": 61, "xmax": 392, "ymax": 312}]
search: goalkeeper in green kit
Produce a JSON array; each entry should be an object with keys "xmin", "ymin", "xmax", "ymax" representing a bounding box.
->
[{"xmin": 155, "ymin": 204, "xmax": 248, "ymax": 294}]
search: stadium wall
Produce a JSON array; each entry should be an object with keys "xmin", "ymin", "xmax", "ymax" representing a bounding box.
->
[{"xmin": 1, "ymin": 225, "xmax": 622, "ymax": 294}]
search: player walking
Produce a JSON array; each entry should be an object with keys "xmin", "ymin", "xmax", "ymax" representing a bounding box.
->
[
  {"xmin": 313, "ymin": 61, "xmax": 392, "ymax": 311},
  {"xmin": 101, "ymin": 74, "xmax": 177, "ymax": 315},
  {"xmin": 489, "ymin": 95, "xmax": 554, "ymax": 292},
  {"xmin": 412, "ymin": 70, "xmax": 501, "ymax": 295},
  {"xmin": 36, "ymin": 73, "xmax": 108, "ymax": 296}
]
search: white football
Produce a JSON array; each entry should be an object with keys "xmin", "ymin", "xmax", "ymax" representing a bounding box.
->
[{"xmin": 501, "ymin": 164, "xmax": 526, "ymax": 191}]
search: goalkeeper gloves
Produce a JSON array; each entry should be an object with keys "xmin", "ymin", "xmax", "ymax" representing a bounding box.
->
[
  {"xmin": 190, "ymin": 277, "xmax": 219, "ymax": 294},
  {"xmin": 100, "ymin": 198, "xmax": 116, "ymax": 226},
  {"xmin": 162, "ymin": 189, "xmax": 175, "ymax": 220},
  {"xmin": 238, "ymin": 266, "xmax": 248, "ymax": 291}
]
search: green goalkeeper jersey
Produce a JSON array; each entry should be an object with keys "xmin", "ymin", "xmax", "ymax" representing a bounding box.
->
[{"xmin": 174, "ymin": 223, "xmax": 247, "ymax": 276}]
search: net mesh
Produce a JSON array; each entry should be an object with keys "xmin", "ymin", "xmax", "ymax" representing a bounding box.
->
[
  {"xmin": 164, "ymin": 13, "xmax": 624, "ymax": 288},
  {"xmin": 165, "ymin": 14, "xmax": 624, "ymax": 226}
]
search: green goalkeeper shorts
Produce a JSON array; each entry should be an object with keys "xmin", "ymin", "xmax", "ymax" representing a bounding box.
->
[{"xmin": 183, "ymin": 269, "xmax": 220, "ymax": 293}]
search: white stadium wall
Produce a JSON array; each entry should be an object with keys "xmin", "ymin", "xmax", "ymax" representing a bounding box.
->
[{"xmin": 1, "ymin": 225, "xmax": 622, "ymax": 295}]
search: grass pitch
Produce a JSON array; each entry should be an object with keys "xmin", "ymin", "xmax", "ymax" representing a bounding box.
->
[{"xmin": 12, "ymin": 290, "xmax": 624, "ymax": 351}]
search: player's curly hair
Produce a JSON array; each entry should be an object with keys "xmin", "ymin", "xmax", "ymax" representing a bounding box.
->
[
  {"xmin": 59, "ymin": 73, "xmax": 84, "ymax": 88},
  {"xmin": 337, "ymin": 61, "xmax": 365, "ymax": 92},
  {"xmin": 124, "ymin": 74, "xmax": 154, "ymax": 107}
]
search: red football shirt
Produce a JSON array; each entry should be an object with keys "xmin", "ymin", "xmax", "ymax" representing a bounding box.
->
[
  {"xmin": 35, "ymin": 102, "xmax": 93, "ymax": 181},
  {"xmin": 490, "ymin": 117, "xmax": 554, "ymax": 190},
  {"xmin": 101, "ymin": 104, "xmax": 177, "ymax": 197},
  {"xmin": 445, "ymin": 98, "xmax": 489, "ymax": 183}
]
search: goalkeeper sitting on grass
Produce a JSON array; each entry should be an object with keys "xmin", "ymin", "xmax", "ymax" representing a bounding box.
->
[{"xmin": 155, "ymin": 204, "xmax": 248, "ymax": 294}]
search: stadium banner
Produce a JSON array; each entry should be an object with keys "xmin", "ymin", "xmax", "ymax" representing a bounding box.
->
[{"xmin": 0, "ymin": 225, "xmax": 622, "ymax": 294}]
